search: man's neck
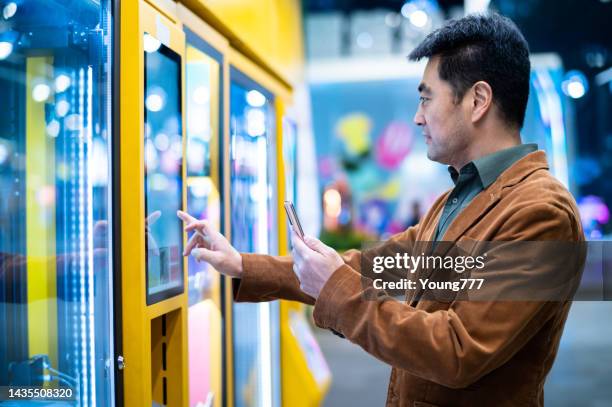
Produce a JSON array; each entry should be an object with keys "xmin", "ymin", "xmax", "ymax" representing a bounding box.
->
[{"xmin": 452, "ymin": 130, "xmax": 521, "ymax": 171}]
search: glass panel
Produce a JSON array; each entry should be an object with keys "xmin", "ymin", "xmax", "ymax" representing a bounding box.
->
[
  {"xmin": 185, "ymin": 40, "xmax": 223, "ymax": 407},
  {"xmin": 143, "ymin": 34, "xmax": 184, "ymax": 304},
  {"xmin": 282, "ymin": 117, "xmax": 298, "ymax": 245},
  {"xmin": 0, "ymin": 0, "xmax": 114, "ymax": 405},
  {"xmin": 230, "ymin": 75, "xmax": 280, "ymax": 407}
]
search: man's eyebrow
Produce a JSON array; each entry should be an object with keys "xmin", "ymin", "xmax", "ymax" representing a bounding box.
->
[{"xmin": 418, "ymin": 83, "xmax": 431, "ymax": 94}]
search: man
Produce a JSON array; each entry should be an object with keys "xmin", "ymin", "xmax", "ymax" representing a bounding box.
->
[{"xmin": 178, "ymin": 13, "xmax": 585, "ymax": 406}]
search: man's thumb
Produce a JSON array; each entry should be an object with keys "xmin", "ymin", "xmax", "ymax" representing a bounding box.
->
[{"xmin": 304, "ymin": 235, "xmax": 327, "ymax": 253}]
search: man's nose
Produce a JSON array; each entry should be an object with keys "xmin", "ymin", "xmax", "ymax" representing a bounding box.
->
[{"xmin": 413, "ymin": 110, "xmax": 425, "ymax": 126}]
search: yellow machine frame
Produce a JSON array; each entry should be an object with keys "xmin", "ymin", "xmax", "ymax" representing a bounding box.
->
[
  {"xmin": 118, "ymin": 1, "xmax": 328, "ymax": 406},
  {"xmin": 118, "ymin": 1, "xmax": 188, "ymax": 405}
]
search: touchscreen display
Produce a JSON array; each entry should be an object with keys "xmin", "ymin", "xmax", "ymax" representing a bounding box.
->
[{"xmin": 144, "ymin": 33, "xmax": 184, "ymax": 304}]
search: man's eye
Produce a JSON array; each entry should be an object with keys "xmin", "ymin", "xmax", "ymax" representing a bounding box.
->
[{"xmin": 419, "ymin": 96, "xmax": 429, "ymax": 104}]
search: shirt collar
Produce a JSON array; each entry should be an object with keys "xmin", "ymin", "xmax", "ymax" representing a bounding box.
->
[
  {"xmin": 447, "ymin": 162, "xmax": 478, "ymax": 186},
  {"xmin": 448, "ymin": 143, "xmax": 538, "ymax": 188}
]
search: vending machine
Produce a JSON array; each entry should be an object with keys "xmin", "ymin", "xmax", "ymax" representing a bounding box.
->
[{"xmin": 0, "ymin": 0, "xmax": 326, "ymax": 405}]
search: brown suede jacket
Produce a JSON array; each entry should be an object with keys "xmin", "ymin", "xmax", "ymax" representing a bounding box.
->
[{"xmin": 234, "ymin": 150, "xmax": 585, "ymax": 406}]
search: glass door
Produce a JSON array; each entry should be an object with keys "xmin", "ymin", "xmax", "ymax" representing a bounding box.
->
[
  {"xmin": 184, "ymin": 29, "xmax": 224, "ymax": 407},
  {"xmin": 0, "ymin": 0, "xmax": 115, "ymax": 405},
  {"xmin": 229, "ymin": 68, "xmax": 281, "ymax": 407}
]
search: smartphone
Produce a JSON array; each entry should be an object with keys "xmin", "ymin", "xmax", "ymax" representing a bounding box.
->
[{"xmin": 284, "ymin": 200, "xmax": 304, "ymax": 240}]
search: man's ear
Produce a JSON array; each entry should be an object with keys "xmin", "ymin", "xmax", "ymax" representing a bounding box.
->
[{"xmin": 471, "ymin": 81, "xmax": 493, "ymax": 124}]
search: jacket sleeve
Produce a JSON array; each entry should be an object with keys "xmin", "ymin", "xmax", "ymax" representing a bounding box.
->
[
  {"xmin": 231, "ymin": 250, "xmax": 378, "ymax": 305},
  {"xmin": 232, "ymin": 253, "xmax": 315, "ymax": 304},
  {"xmin": 233, "ymin": 225, "xmax": 420, "ymax": 304},
  {"xmin": 311, "ymin": 204, "xmax": 585, "ymax": 388}
]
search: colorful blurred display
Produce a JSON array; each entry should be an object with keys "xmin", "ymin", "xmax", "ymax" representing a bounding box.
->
[{"xmin": 310, "ymin": 77, "xmax": 451, "ymax": 238}]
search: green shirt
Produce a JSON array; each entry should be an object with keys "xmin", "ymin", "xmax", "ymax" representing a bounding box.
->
[{"xmin": 433, "ymin": 143, "xmax": 538, "ymax": 241}]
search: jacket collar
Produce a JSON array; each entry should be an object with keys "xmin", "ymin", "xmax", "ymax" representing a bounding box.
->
[
  {"xmin": 427, "ymin": 150, "xmax": 550, "ymax": 244},
  {"xmin": 446, "ymin": 143, "xmax": 538, "ymax": 189},
  {"xmin": 472, "ymin": 143, "xmax": 538, "ymax": 189},
  {"xmin": 409, "ymin": 150, "xmax": 550, "ymax": 305}
]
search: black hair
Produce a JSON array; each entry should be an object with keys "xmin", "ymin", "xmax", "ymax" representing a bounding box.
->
[{"xmin": 408, "ymin": 13, "xmax": 530, "ymax": 129}]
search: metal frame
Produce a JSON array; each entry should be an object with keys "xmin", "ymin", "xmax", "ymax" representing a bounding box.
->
[{"xmin": 111, "ymin": 0, "xmax": 125, "ymax": 405}]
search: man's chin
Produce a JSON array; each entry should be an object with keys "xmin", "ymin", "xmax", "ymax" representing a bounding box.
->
[
  {"xmin": 426, "ymin": 148, "xmax": 448, "ymax": 165},
  {"xmin": 426, "ymin": 148, "xmax": 438, "ymax": 162}
]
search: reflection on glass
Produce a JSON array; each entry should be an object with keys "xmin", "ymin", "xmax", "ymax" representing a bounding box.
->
[
  {"xmin": 282, "ymin": 119, "xmax": 298, "ymax": 198},
  {"xmin": 144, "ymin": 35, "xmax": 184, "ymax": 303},
  {"xmin": 282, "ymin": 117, "xmax": 298, "ymax": 233},
  {"xmin": 0, "ymin": 0, "xmax": 114, "ymax": 405},
  {"xmin": 185, "ymin": 41, "xmax": 223, "ymax": 407},
  {"xmin": 230, "ymin": 76, "xmax": 280, "ymax": 407}
]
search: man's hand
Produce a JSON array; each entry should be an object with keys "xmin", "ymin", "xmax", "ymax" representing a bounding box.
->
[
  {"xmin": 291, "ymin": 232, "xmax": 344, "ymax": 299},
  {"xmin": 177, "ymin": 210, "xmax": 243, "ymax": 278}
]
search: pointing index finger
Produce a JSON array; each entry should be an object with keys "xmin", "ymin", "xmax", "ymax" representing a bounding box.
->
[
  {"xmin": 185, "ymin": 221, "xmax": 211, "ymax": 235},
  {"xmin": 177, "ymin": 210, "xmax": 198, "ymax": 224}
]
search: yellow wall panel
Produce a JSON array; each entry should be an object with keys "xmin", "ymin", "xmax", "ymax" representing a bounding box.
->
[
  {"xmin": 202, "ymin": 0, "xmax": 275, "ymax": 56},
  {"xmin": 190, "ymin": 0, "xmax": 305, "ymax": 85},
  {"xmin": 272, "ymin": 0, "xmax": 305, "ymax": 82}
]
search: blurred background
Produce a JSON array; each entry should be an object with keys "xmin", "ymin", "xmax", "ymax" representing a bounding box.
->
[
  {"xmin": 301, "ymin": 0, "xmax": 611, "ymax": 243},
  {"xmin": 297, "ymin": 1, "xmax": 612, "ymax": 406}
]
